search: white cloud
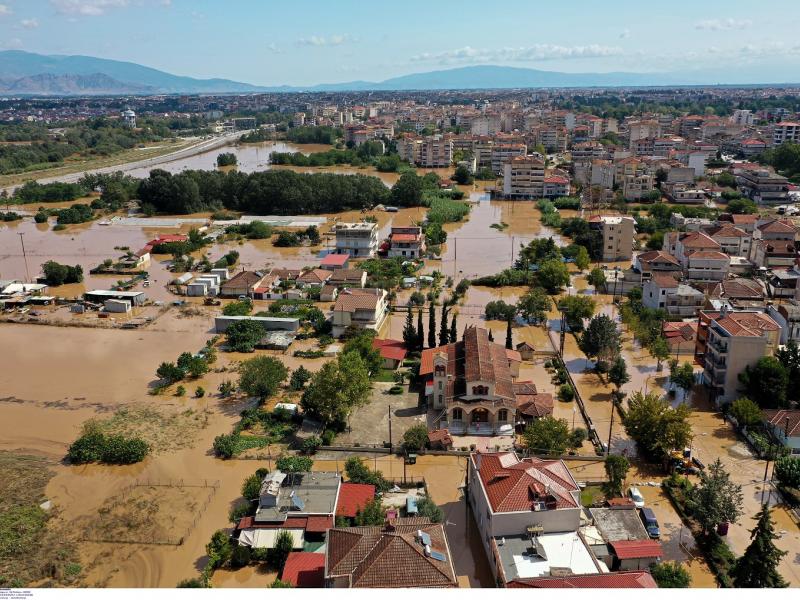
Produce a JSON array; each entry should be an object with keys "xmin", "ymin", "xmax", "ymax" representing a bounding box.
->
[
  {"xmin": 1, "ymin": 37, "xmax": 23, "ymax": 49},
  {"xmin": 296, "ymin": 34, "xmax": 355, "ymax": 47},
  {"xmin": 0, "ymin": 4, "xmax": 12, "ymax": 16},
  {"xmin": 267, "ymin": 42, "xmax": 282, "ymax": 54},
  {"xmin": 409, "ymin": 44, "xmax": 623, "ymax": 65},
  {"xmin": 50, "ymin": 0, "xmax": 130, "ymax": 16},
  {"xmin": 20, "ymin": 18, "xmax": 40, "ymax": 29},
  {"xmin": 694, "ymin": 18, "xmax": 752, "ymax": 31},
  {"xmin": 619, "ymin": 29, "xmax": 630, "ymax": 39}
]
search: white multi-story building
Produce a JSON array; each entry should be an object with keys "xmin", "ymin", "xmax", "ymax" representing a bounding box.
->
[
  {"xmin": 772, "ymin": 122, "xmax": 800, "ymax": 146},
  {"xmin": 334, "ymin": 222, "xmax": 379, "ymax": 257},
  {"xmin": 502, "ymin": 155, "xmax": 545, "ymax": 199}
]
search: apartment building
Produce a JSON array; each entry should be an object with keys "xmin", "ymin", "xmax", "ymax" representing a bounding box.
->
[
  {"xmin": 588, "ymin": 215, "xmax": 636, "ymax": 261},
  {"xmin": 543, "ymin": 175, "xmax": 570, "ymax": 198},
  {"xmin": 730, "ymin": 109, "xmax": 755, "ymax": 126},
  {"xmin": 642, "ymin": 273, "xmax": 704, "ymax": 317},
  {"xmin": 334, "ymin": 222, "xmax": 379, "ymax": 257},
  {"xmin": 702, "ymin": 310, "xmax": 781, "ymax": 405},
  {"xmin": 772, "ymin": 122, "xmax": 800, "ymax": 146},
  {"xmin": 387, "ymin": 226, "xmax": 425, "ymax": 259},
  {"xmin": 502, "ymin": 155, "xmax": 545, "ymax": 199},
  {"xmin": 419, "ymin": 135, "xmax": 453, "ymax": 168},
  {"xmin": 491, "ymin": 143, "xmax": 528, "ymax": 174},
  {"xmin": 735, "ymin": 166, "xmax": 790, "ymax": 204},
  {"xmin": 705, "ymin": 224, "xmax": 751, "ymax": 257}
]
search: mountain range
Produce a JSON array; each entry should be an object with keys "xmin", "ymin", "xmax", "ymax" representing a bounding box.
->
[{"xmin": 0, "ymin": 50, "xmax": 798, "ymax": 96}]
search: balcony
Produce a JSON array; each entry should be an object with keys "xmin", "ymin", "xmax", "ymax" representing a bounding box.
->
[{"xmin": 707, "ymin": 337, "xmax": 728, "ymax": 354}]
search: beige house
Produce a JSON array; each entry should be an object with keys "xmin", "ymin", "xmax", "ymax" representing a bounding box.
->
[
  {"xmin": 702, "ymin": 310, "xmax": 781, "ymax": 405},
  {"xmin": 643, "ymin": 274, "xmax": 705, "ymax": 317},
  {"xmin": 331, "ymin": 288, "xmax": 387, "ymax": 337},
  {"xmin": 502, "ymin": 155, "xmax": 545, "ymax": 199}
]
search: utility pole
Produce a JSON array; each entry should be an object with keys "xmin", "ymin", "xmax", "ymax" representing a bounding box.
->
[
  {"xmin": 453, "ymin": 237, "xmax": 458, "ymax": 279},
  {"xmin": 559, "ymin": 306, "xmax": 567, "ymax": 355},
  {"xmin": 388, "ymin": 404, "xmax": 393, "ymax": 450},
  {"xmin": 18, "ymin": 233, "xmax": 30, "ymax": 283},
  {"xmin": 511, "ymin": 236, "xmax": 516, "ymax": 266},
  {"xmin": 606, "ymin": 405, "xmax": 615, "ymax": 457}
]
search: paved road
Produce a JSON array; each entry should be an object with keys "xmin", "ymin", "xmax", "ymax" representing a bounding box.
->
[{"xmin": 1, "ymin": 130, "xmax": 246, "ymax": 195}]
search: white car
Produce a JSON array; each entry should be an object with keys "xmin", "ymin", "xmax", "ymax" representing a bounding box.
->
[{"xmin": 627, "ymin": 486, "xmax": 645, "ymax": 508}]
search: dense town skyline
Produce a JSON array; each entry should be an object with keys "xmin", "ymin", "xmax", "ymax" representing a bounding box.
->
[{"xmin": 1, "ymin": 1, "xmax": 800, "ymax": 86}]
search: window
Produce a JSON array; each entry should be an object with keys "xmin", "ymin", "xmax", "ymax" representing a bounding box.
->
[
  {"xmin": 498, "ymin": 409, "xmax": 508, "ymax": 422},
  {"xmin": 438, "ymin": 380, "xmax": 443, "ymax": 390},
  {"xmin": 452, "ymin": 408, "xmax": 463, "ymax": 421}
]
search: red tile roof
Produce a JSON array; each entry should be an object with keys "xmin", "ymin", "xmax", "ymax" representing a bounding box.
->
[
  {"xmin": 372, "ymin": 338, "xmax": 408, "ymax": 362},
  {"xmin": 507, "ymin": 571, "xmax": 657, "ymax": 588},
  {"xmin": 389, "ymin": 233, "xmax": 420, "ymax": 242},
  {"xmin": 610, "ymin": 539, "xmax": 663, "ymax": 560},
  {"xmin": 306, "ymin": 516, "xmax": 334, "ymax": 534},
  {"xmin": 321, "ymin": 253, "xmax": 350, "ymax": 267},
  {"xmin": 282, "ymin": 552, "xmax": 326, "ymax": 588},
  {"xmin": 336, "ymin": 483, "xmax": 376, "ymax": 518},
  {"xmin": 474, "ymin": 452, "xmax": 579, "ymax": 513}
]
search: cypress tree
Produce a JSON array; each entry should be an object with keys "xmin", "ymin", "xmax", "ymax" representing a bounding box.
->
[
  {"xmin": 416, "ymin": 308, "xmax": 425, "ymax": 352},
  {"xmin": 428, "ymin": 302, "xmax": 437, "ymax": 348},
  {"xmin": 449, "ymin": 312, "xmax": 458, "ymax": 343},
  {"xmin": 402, "ymin": 306, "xmax": 416, "ymax": 348},
  {"xmin": 505, "ymin": 318, "xmax": 513, "ymax": 350},
  {"xmin": 732, "ymin": 505, "xmax": 788, "ymax": 588},
  {"xmin": 488, "ymin": 329, "xmax": 494, "ymax": 342},
  {"xmin": 439, "ymin": 305, "xmax": 450, "ymax": 346}
]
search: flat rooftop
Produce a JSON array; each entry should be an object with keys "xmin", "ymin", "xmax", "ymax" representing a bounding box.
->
[
  {"xmin": 494, "ymin": 532, "xmax": 602, "ymax": 583},
  {"xmin": 589, "ymin": 508, "xmax": 650, "ymax": 542},
  {"xmin": 254, "ymin": 471, "xmax": 341, "ymax": 523}
]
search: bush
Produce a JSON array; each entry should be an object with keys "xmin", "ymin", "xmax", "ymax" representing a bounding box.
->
[
  {"xmin": 558, "ymin": 384, "xmax": 575, "ymax": 402},
  {"xmin": 241, "ymin": 473, "xmax": 262, "ymax": 500},
  {"xmin": 223, "ymin": 299, "xmax": 253, "ymax": 316},
  {"xmin": 195, "ymin": 386, "xmax": 205, "ymax": 398},
  {"xmin": 212, "ymin": 433, "xmax": 239, "ymax": 459},
  {"xmin": 388, "ymin": 385, "xmax": 404, "ymax": 394},
  {"xmin": 416, "ymin": 496, "xmax": 444, "ymax": 522},
  {"xmin": 322, "ymin": 430, "xmax": 336, "ymax": 446},
  {"xmin": 230, "ymin": 544, "xmax": 251, "ymax": 568},
  {"xmin": 403, "ymin": 424, "xmax": 429, "ymax": 452},
  {"xmin": 66, "ymin": 431, "xmax": 149, "ymax": 465},
  {"xmin": 774, "ymin": 456, "xmax": 800, "ymax": 489},
  {"xmin": 229, "ymin": 501, "xmax": 251, "ymax": 524},
  {"xmin": 302, "ymin": 436, "xmax": 322, "ymax": 455}
]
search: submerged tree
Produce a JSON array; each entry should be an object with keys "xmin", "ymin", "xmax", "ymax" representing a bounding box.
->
[{"xmin": 732, "ymin": 505, "xmax": 788, "ymax": 588}]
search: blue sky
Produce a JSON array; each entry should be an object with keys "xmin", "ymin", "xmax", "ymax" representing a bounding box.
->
[{"xmin": 1, "ymin": 0, "xmax": 800, "ymax": 85}]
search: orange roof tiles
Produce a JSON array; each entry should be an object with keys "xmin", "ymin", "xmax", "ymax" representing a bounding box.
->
[
  {"xmin": 610, "ymin": 540, "xmax": 663, "ymax": 560},
  {"xmin": 282, "ymin": 552, "xmax": 326, "ymax": 588},
  {"xmin": 507, "ymin": 571, "xmax": 657, "ymax": 588},
  {"xmin": 336, "ymin": 483, "xmax": 376, "ymax": 518}
]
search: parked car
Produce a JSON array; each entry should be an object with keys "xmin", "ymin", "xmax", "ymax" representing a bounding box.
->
[
  {"xmin": 627, "ymin": 486, "xmax": 645, "ymax": 508},
  {"xmin": 640, "ymin": 507, "xmax": 660, "ymax": 539}
]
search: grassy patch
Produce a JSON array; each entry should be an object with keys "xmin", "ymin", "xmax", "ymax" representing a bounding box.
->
[
  {"xmin": 373, "ymin": 368, "xmax": 399, "ymax": 383},
  {"xmin": 84, "ymin": 405, "xmax": 210, "ymax": 454},
  {"xmin": 0, "ymin": 452, "xmax": 79, "ymax": 587},
  {"xmin": 580, "ymin": 484, "xmax": 606, "ymax": 507}
]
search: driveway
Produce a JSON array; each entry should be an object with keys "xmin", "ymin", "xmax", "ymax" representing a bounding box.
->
[{"xmin": 335, "ymin": 382, "xmax": 425, "ymax": 447}]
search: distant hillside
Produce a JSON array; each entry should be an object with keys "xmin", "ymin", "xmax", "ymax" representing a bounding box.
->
[
  {"xmin": 1, "ymin": 51, "xmax": 796, "ymax": 95},
  {"xmin": 0, "ymin": 73, "xmax": 156, "ymax": 95},
  {"xmin": 0, "ymin": 50, "xmax": 269, "ymax": 95}
]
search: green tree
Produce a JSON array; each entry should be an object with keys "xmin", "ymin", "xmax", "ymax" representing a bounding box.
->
[
  {"xmin": 774, "ymin": 456, "xmax": 800, "ymax": 489},
  {"xmin": 273, "ymin": 530, "xmax": 294, "ymax": 571},
  {"xmin": 558, "ymin": 295, "xmax": 596, "ymax": 331},
  {"xmin": 453, "ymin": 164, "xmax": 474, "ymax": 185},
  {"xmin": 505, "ymin": 318, "xmax": 513, "ymax": 350},
  {"xmin": 417, "ymin": 308, "xmax": 425, "ymax": 352},
  {"xmin": 238, "ymin": 356, "xmax": 288, "ymax": 401},
  {"xmin": 343, "ymin": 330, "xmax": 383, "ymax": 376},
  {"xmin": 574, "ymin": 246, "xmax": 590, "ymax": 271},
  {"xmin": 301, "ymin": 352, "xmax": 371, "ymax": 428},
  {"xmin": 649, "ymin": 335, "xmax": 670, "ymax": 371},
  {"xmin": 289, "ymin": 366, "xmax": 312, "ymax": 391},
  {"xmin": 42, "ymin": 261, "xmax": 83, "ymax": 286},
  {"xmin": 728, "ymin": 397, "xmax": 763, "ymax": 428},
  {"xmin": 344, "ymin": 456, "xmax": 390, "ymax": 492},
  {"xmin": 579, "ymin": 315, "xmax": 621, "ymax": 368},
  {"xmin": 391, "ymin": 171, "xmax": 424, "ymax": 206},
  {"xmin": 402, "ymin": 306, "xmax": 416, "ymax": 348},
  {"xmin": 537, "ymin": 258, "xmax": 570, "ymax": 293},
  {"xmin": 416, "ymin": 497, "xmax": 444, "ymax": 522},
  {"xmin": 222, "ymin": 299, "xmax": 253, "ymax": 316},
  {"xmin": 670, "ymin": 362, "xmax": 695, "ymax": 399},
  {"xmin": 775, "ymin": 339, "xmax": 800, "ymax": 404},
  {"xmin": 739, "ymin": 356, "xmax": 789, "ymax": 408},
  {"xmin": 355, "ymin": 497, "xmax": 386, "ymax": 526},
  {"xmin": 623, "ymin": 391, "xmax": 693, "ymax": 461},
  {"xmin": 688, "ymin": 458, "xmax": 744, "ymax": 534},
  {"xmin": 604, "ymin": 454, "xmax": 630, "ymax": 497},
  {"xmin": 427, "ymin": 302, "xmax": 437, "ymax": 348},
  {"xmin": 449, "ymin": 311, "xmax": 458, "ymax": 342},
  {"xmin": 522, "ymin": 416, "xmax": 571, "ymax": 455},
  {"xmin": 651, "ymin": 562, "xmax": 691, "ymax": 588},
  {"xmin": 403, "ymin": 423, "xmax": 429, "ymax": 451},
  {"xmin": 206, "ymin": 530, "xmax": 233, "ymax": 570},
  {"xmin": 608, "ymin": 356, "xmax": 630, "ymax": 402},
  {"xmin": 270, "ymin": 579, "xmax": 293, "ymax": 588},
  {"xmin": 516, "ymin": 287, "xmax": 551, "ymax": 324},
  {"xmin": 225, "ymin": 319, "xmax": 265, "ymax": 353},
  {"xmin": 241, "ymin": 473, "xmax": 262, "ymax": 501},
  {"xmin": 484, "ymin": 300, "xmax": 518, "ymax": 321},
  {"xmin": 275, "ymin": 455, "xmax": 314, "ymax": 484},
  {"xmin": 439, "ymin": 305, "xmax": 449, "ymax": 345},
  {"xmin": 587, "ymin": 267, "xmax": 606, "ymax": 289},
  {"xmin": 156, "ymin": 361, "xmax": 185, "ymax": 384},
  {"xmin": 732, "ymin": 505, "xmax": 788, "ymax": 588}
]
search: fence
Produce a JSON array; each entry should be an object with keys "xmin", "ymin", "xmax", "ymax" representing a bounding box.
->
[{"xmin": 80, "ymin": 479, "xmax": 219, "ymax": 547}]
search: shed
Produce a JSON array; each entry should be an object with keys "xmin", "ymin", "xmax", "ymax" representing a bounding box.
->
[{"xmin": 104, "ymin": 299, "xmax": 131, "ymax": 314}]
